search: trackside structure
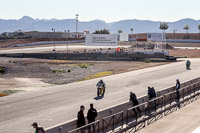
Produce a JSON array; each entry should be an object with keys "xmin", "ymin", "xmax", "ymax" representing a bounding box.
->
[{"xmin": 45, "ymin": 77, "xmax": 200, "ymax": 133}]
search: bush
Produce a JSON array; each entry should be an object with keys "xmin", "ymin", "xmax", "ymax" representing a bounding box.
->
[
  {"xmin": 0, "ymin": 67, "xmax": 5, "ymax": 74},
  {"xmin": 53, "ymin": 70, "xmax": 65, "ymax": 73},
  {"xmin": 78, "ymin": 63, "xmax": 88, "ymax": 69},
  {"xmin": 145, "ymin": 59, "xmax": 151, "ymax": 63},
  {"xmin": 0, "ymin": 93, "xmax": 7, "ymax": 97},
  {"xmin": 67, "ymin": 69, "xmax": 71, "ymax": 72}
]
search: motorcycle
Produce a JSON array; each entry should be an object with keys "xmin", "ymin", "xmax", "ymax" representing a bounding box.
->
[
  {"xmin": 97, "ymin": 84, "xmax": 105, "ymax": 97},
  {"xmin": 186, "ymin": 61, "xmax": 191, "ymax": 70}
]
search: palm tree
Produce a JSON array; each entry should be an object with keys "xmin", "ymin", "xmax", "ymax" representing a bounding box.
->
[
  {"xmin": 183, "ymin": 24, "xmax": 190, "ymax": 35},
  {"xmin": 130, "ymin": 28, "xmax": 133, "ymax": 34},
  {"xmin": 159, "ymin": 22, "xmax": 169, "ymax": 41}
]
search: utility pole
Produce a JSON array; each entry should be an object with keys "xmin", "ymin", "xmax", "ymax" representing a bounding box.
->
[
  {"xmin": 52, "ymin": 28, "xmax": 56, "ymax": 51},
  {"xmin": 67, "ymin": 30, "xmax": 70, "ymax": 53},
  {"xmin": 76, "ymin": 14, "xmax": 79, "ymax": 38},
  {"xmin": 173, "ymin": 29, "xmax": 177, "ymax": 49}
]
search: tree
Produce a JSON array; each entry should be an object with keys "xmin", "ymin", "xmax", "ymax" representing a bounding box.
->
[
  {"xmin": 93, "ymin": 29, "xmax": 110, "ymax": 34},
  {"xmin": 159, "ymin": 22, "xmax": 169, "ymax": 31},
  {"xmin": 118, "ymin": 30, "xmax": 122, "ymax": 34},
  {"xmin": 159, "ymin": 22, "xmax": 169, "ymax": 41},
  {"xmin": 130, "ymin": 28, "xmax": 133, "ymax": 34},
  {"xmin": 183, "ymin": 24, "xmax": 190, "ymax": 35}
]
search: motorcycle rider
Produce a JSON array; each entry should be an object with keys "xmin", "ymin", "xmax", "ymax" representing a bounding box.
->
[
  {"xmin": 96, "ymin": 79, "xmax": 106, "ymax": 96},
  {"xmin": 186, "ymin": 60, "xmax": 191, "ymax": 69}
]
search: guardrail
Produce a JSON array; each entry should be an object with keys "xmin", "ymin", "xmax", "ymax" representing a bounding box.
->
[
  {"xmin": 67, "ymin": 81, "xmax": 200, "ymax": 133},
  {"xmin": 68, "ymin": 120, "xmax": 100, "ymax": 133},
  {"xmin": 117, "ymin": 81, "xmax": 200, "ymax": 133}
]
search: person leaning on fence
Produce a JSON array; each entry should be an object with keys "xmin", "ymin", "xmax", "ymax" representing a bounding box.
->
[
  {"xmin": 147, "ymin": 87, "xmax": 157, "ymax": 111},
  {"xmin": 176, "ymin": 79, "xmax": 181, "ymax": 99},
  {"xmin": 77, "ymin": 105, "xmax": 86, "ymax": 128},
  {"xmin": 176, "ymin": 79, "xmax": 181, "ymax": 108},
  {"xmin": 87, "ymin": 103, "xmax": 98, "ymax": 133},
  {"xmin": 129, "ymin": 92, "xmax": 141, "ymax": 117}
]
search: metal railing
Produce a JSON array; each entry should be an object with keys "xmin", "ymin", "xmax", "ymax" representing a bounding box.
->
[
  {"xmin": 118, "ymin": 81, "xmax": 200, "ymax": 133},
  {"xmin": 102, "ymin": 111, "xmax": 124, "ymax": 133},
  {"xmin": 68, "ymin": 120, "xmax": 100, "ymax": 133}
]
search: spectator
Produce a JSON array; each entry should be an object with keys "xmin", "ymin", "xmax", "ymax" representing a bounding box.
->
[
  {"xmin": 147, "ymin": 87, "xmax": 157, "ymax": 112},
  {"xmin": 129, "ymin": 92, "xmax": 141, "ymax": 117},
  {"xmin": 148, "ymin": 87, "xmax": 156, "ymax": 99},
  {"xmin": 77, "ymin": 105, "xmax": 86, "ymax": 128},
  {"xmin": 31, "ymin": 122, "xmax": 45, "ymax": 133},
  {"xmin": 176, "ymin": 79, "xmax": 181, "ymax": 108},
  {"xmin": 87, "ymin": 103, "xmax": 97, "ymax": 133}
]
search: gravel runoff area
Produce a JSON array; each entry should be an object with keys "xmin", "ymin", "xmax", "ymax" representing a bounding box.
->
[{"xmin": 0, "ymin": 57, "xmax": 169, "ymax": 94}]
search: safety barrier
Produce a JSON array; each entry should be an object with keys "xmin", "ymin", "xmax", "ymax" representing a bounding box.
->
[
  {"xmin": 117, "ymin": 81, "xmax": 200, "ymax": 133},
  {"xmin": 67, "ymin": 79, "xmax": 200, "ymax": 133}
]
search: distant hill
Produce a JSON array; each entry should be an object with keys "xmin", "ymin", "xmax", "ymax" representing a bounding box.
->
[{"xmin": 0, "ymin": 16, "xmax": 200, "ymax": 34}]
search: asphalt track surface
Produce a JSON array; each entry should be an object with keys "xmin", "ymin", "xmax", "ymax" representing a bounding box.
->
[{"xmin": 0, "ymin": 58, "xmax": 199, "ymax": 133}]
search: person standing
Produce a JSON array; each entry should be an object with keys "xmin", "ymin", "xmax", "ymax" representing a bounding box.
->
[
  {"xmin": 87, "ymin": 103, "xmax": 97, "ymax": 133},
  {"xmin": 31, "ymin": 122, "xmax": 45, "ymax": 133},
  {"xmin": 129, "ymin": 92, "xmax": 141, "ymax": 117},
  {"xmin": 77, "ymin": 105, "xmax": 86, "ymax": 128},
  {"xmin": 176, "ymin": 79, "xmax": 181, "ymax": 108}
]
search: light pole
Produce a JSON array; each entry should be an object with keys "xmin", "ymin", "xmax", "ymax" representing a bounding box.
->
[
  {"xmin": 52, "ymin": 28, "xmax": 56, "ymax": 51},
  {"xmin": 67, "ymin": 30, "xmax": 70, "ymax": 53},
  {"xmin": 76, "ymin": 14, "xmax": 79, "ymax": 38},
  {"xmin": 173, "ymin": 29, "xmax": 177, "ymax": 49}
]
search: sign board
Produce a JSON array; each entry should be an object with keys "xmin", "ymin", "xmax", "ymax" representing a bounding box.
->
[
  {"xmin": 85, "ymin": 34, "xmax": 118, "ymax": 46},
  {"xmin": 147, "ymin": 33, "xmax": 165, "ymax": 42},
  {"xmin": 119, "ymin": 33, "xmax": 129, "ymax": 42}
]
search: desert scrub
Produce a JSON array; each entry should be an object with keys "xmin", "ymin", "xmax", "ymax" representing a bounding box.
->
[
  {"xmin": 81, "ymin": 71, "xmax": 113, "ymax": 81},
  {"xmin": 0, "ymin": 66, "xmax": 5, "ymax": 74},
  {"xmin": 0, "ymin": 93, "xmax": 7, "ymax": 97},
  {"xmin": 0, "ymin": 90, "xmax": 22, "ymax": 97},
  {"xmin": 78, "ymin": 63, "xmax": 88, "ymax": 69},
  {"xmin": 52, "ymin": 69, "xmax": 65, "ymax": 73},
  {"xmin": 145, "ymin": 59, "xmax": 150, "ymax": 63}
]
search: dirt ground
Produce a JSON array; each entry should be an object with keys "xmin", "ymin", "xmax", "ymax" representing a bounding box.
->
[
  {"xmin": 169, "ymin": 49, "xmax": 200, "ymax": 58},
  {"xmin": 0, "ymin": 57, "xmax": 169, "ymax": 92}
]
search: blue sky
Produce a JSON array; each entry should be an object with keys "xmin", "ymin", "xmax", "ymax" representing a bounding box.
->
[{"xmin": 0, "ymin": 0, "xmax": 199, "ymax": 22}]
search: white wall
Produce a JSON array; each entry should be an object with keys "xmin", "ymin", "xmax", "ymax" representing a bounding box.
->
[
  {"xmin": 85, "ymin": 34, "xmax": 118, "ymax": 46},
  {"xmin": 119, "ymin": 33, "xmax": 129, "ymax": 41}
]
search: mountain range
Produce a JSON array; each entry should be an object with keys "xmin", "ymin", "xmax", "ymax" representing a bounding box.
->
[{"xmin": 0, "ymin": 16, "xmax": 200, "ymax": 34}]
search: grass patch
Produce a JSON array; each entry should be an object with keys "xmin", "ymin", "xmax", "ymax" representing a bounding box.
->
[
  {"xmin": 67, "ymin": 63, "xmax": 94, "ymax": 68},
  {"xmin": 0, "ymin": 90, "xmax": 22, "ymax": 97},
  {"xmin": 78, "ymin": 63, "xmax": 88, "ymax": 69},
  {"xmin": 51, "ymin": 60, "xmax": 68, "ymax": 63},
  {"xmin": 52, "ymin": 70, "xmax": 65, "ymax": 73},
  {"xmin": 0, "ymin": 66, "xmax": 5, "ymax": 74},
  {"xmin": 81, "ymin": 71, "xmax": 113, "ymax": 81},
  {"xmin": 145, "ymin": 59, "xmax": 151, "ymax": 63}
]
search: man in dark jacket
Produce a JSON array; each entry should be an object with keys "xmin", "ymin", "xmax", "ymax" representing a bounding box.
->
[
  {"xmin": 87, "ymin": 103, "xmax": 97, "ymax": 133},
  {"xmin": 176, "ymin": 79, "xmax": 181, "ymax": 108},
  {"xmin": 147, "ymin": 87, "xmax": 157, "ymax": 112},
  {"xmin": 77, "ymin": 105, "xmax": 86, "ymax": 128},
  {"xmin": 130, "ymin": 92, "xmax": 141, "ymax": 117},
  {"xmin": 31, "ymin": 122, "xmax": 45, "ymax": 133}
]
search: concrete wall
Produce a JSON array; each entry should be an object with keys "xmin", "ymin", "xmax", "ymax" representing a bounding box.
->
[
  {"xmin": 45, "ymin": 77, "xmax": 200, "ymax": 133},
  {"xmin": 0, "ymin": 52, "xmax": 167, "ymax": 61}
]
